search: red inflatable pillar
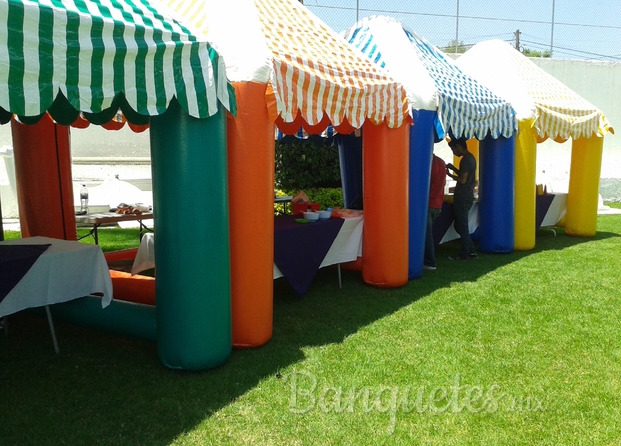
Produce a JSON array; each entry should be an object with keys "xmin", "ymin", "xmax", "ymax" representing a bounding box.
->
[
  {"xmin": 361, "ymin": 121, "xmax": 409, "ymax": 287},
  {"xmin": 11, "ymin": 115, "xmax": 77, "ymax": 240},
  {"xmin": 227, "ymin": 82, "xmax": 275, "ymax": 347}
]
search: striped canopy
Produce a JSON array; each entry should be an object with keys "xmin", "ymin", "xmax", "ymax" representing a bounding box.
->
[
  {"xmin": 156, "ymin": 0, "xmax": 410, "ymax": 130},
  {"xmin": 342, "ymin": 16, "xmax": 517, "ymax": 140},
  {"xmin": 456, "ymin": 40, "xmax": 613, "ymax": 140},
  {"xmin": 0, "ymin": 0, "xmax": 236, "ymax": 125}
]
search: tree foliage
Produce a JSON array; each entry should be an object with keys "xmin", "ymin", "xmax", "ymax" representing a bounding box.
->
[
  {"xmin": 275, "ymin": 136, "xmax": 341, "ymax": 190},
  {"xmin": 442, "ymin": 40, "xmax": 470, "ymax": 54},
  {"xmin": 522, "ymin": 47, "xmax": 552, "ymax": 58}
]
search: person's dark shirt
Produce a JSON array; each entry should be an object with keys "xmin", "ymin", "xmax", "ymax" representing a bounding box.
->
[{"xmin": 454, "ymin": 151, "xmax": 476, "ymax": 200}]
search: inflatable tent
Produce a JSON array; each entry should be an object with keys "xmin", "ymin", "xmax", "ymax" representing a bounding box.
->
[
  {"xmin": 0, "ymin": 0, "xmax": 237, "ymax": 370},
  {"xmin": 159, "ymin": 0, "xmax": 412, "ymax": 348},
  {"xmin": 342, "ymin": 16, "xmax": 518, "ymax": 277},
  {"xmin": 456, "ymin": 40, "xmax": 614, "ymax": 248}
]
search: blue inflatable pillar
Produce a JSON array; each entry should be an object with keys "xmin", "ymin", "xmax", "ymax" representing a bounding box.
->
[
  {"xmin": 478, "ymin": 134, "xmax": 515, "ymax": 253},
  {"xmin": 408, "ymin": 110, "xmax": 436, "ymax": 279},
  {"xmin": 150, "ymin": 99, "xmax": 231, "ymax": 370},
  {"xmin": 335, "ymin": 133, "xmax": 363, "ymax": 209}
]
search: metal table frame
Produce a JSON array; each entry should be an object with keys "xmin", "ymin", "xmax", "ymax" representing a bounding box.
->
[{"xmin": 76, "ymin": 212, "xmax": 154, "ymax": 244}]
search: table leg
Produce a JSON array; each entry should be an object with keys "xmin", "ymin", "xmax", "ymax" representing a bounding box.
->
[
  {"xmin": 45, "ymin": 305, "xmax": 60, "ymax": 354},
  {"xmin": 337, "ymin": 264, "xmax": 342, "ymax": 289},
  {"xmin": 139, "ymin": 219, "xmax": 146, "ymax": 240},
  {"xmin": 93, "ymin": 225, "xmax": 99, "ymax": 245},
  {"xmin": 138, "ymin": 219, "xmax": 154, "ymax": 240},
  {"xmin": 77, "ymin": 225, "xmax": 97, "ymax": 244}
]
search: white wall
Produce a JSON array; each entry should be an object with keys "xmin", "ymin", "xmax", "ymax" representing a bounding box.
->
[{"xmin": 530, "ymin": 59, "xmax": 620, "ymax": 198}]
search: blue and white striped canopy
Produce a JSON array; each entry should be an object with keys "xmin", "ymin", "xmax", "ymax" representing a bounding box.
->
[{"xmin": 343, "ymin": 16, "xmax": 517, "ymax": 139}]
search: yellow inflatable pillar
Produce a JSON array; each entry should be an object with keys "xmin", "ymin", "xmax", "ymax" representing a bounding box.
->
[
  {"xmin": 361, "ymin": 120, "xmax": 409, "ymax": 287},
  {"xmin": 565, "ymin": 136, "xmax": 604, "ymax": 237},
  {"xmin": 514, "ymin": 119, "xmax": 537, "ymax": 250},
  {"xmin": 227, "ymin": 82, "xmax": 275, "ymax": 347},
  {"xmin": 466, "ymin": 138, "xmax": 479, "ymax": 181},
  {"xmin": 453, "ymin": 139, "xmax": 479, "ymax": 181}
]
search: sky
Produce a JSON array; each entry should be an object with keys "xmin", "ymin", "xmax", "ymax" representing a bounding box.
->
[{"xmin": 303, "ymin": 0, "xmax": 621, "ymax": 61}]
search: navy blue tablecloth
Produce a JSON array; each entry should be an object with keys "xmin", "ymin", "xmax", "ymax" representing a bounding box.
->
[
  {"xmin": 0, "ymin": 244, "xmax": 51, "ymax": 303},
  {"xmin": 536, "ymin": 194, "xmax": 556, "ymax": 229},
  {"xmin": 432, "ymin": 202, "xmax": 455, "ymax": 246},
  {"xmin": 274, "ymin": 215, "xmax": 344, "ymax": 296}
]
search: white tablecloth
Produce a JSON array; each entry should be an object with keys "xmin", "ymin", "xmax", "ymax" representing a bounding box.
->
[
  {"xmin": 130, "ymin": 216, "xmax": 365, "ymax": 279},
  {"xmin": 131, "ymin": 232, "xmax": 156, "ymax": 275},
  {"xmin": 0, "ymin": 236, "xmax": 113, "ymax": 317}
]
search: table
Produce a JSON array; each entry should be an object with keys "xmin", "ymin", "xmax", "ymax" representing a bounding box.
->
[
  {"xmin": 273, "ymin": 214, "xmax": 363, "ymax": 280},
  {"xmin": 537, "ymin": 193, "xmax": 567, "ymax": 228},
  {"xmin": 76, "ymin": 211, "xmax": 154, "ymax": 244},
  {"xmin": 274, "ymin": 195, "xmax": 293, "ymax": 214},
  {"xmin": 273, "ymin": 215, "xmax": 345, "ymax": 295},
  {"xmin": 432, "ymin": 201, "xmax": 480, "ymax": 246},
  {"xmin": 131, "ymin": 232, "xmax": 156, "ymax": 275},
  {"xmin": 130, "ymin": 214, "xmax": 365, "ymax": 295},
  {"xmin": 0, "ymin": 236, "xmax": 113, "ymax": 352},
  {"xmin": 433, "ymin": 193, "xmax": 568, "ymax": 245}
]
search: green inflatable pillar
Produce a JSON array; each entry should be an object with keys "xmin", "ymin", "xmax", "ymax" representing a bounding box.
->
[{"xmin": 150, "ymin": 99, "xmax": 231, "ymax": 370}]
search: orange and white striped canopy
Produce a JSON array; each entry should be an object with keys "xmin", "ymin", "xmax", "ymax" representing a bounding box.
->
[
  {"xmin": 456, "ymin": 40, "xmax": 613, "ymax": 141},
  {"xmin": 155, "ymin": 0, "xmax": 410, "ymax": 130}
]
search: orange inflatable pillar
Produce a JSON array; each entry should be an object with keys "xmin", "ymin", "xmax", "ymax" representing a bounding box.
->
[
  {"xmin": 361, "ymin": 121, "xmax": 409, "ymax": 287},
  {"xmin": 11, "ymin": 115, "xmax": 77, "ymax": 240},
  {"xmin": 227, "ymin": 82, "xmax": 274, "ymax": 347}
]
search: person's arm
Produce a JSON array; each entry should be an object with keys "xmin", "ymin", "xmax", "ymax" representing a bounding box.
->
[
  {"xmin": 445, "ymin": 163, "xmax": 468, "ymax": 184},
  {"xmin": 453, "ymin": 171, "xmax": 469, "ymax": 185}
]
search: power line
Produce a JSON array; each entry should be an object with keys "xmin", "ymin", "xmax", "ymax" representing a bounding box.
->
[
  {"xmin": 307, "ymin": 5, "xmax": 621, "ymax": 31},
  {"xmin": 520, "ymin": 38, "xmax": 621, "ymax": 60},
  {"xmin": 306, "ymin": 3, "xmax": 621, "ymax": 61}
]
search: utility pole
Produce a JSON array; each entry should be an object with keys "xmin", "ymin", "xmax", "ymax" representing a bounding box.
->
[
  {"xmin": 455, "ymin": 0, "xmax": 460, "ymax": 53},
  {"xmin": 550, "ymin": 0, "xmax": 555, "ymax": 57},
  {"xmin": 515, "ymin": 29, "xmax": 521, "ymax": 51}
]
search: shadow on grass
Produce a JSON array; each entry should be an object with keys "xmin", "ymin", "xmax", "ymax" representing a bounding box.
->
[{"xmin": 0, "ymin": 226, "xmax": 619, "ymax": 444}]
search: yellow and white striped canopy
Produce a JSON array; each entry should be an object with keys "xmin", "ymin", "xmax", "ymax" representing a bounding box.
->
[
  {"xmin": 456, "ymin": 40, "xmax": 613, "ymax": 140},
  {"xmin": 156, "ymin": 0, "xmax": 410, "ymax": 129}
]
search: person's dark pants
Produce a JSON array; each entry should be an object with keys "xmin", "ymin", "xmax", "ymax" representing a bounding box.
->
[
  {"xmin": 424, "ymin": 207, "xmax": 441, "ymax": 267},
  {"xmin": 453, "ymin": 196, "xmax": 475, "ymax": 257}
]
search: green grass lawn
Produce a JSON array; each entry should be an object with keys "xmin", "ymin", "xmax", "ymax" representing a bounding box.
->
[{"xmin": 2, "ymin": 209, "xmax": 621, "ymax": 445}]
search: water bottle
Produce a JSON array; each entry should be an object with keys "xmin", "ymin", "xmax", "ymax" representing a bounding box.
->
[{"xmin": 80, "ymin": 184, "xmax": 89, "ymax": 213}]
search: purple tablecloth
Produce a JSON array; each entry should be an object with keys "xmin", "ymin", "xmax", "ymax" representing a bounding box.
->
[
  {"xmin": 274, "ymin": 215, "xmax": 344, "ymax": 295},
  {"xmin": 0, "ymin": 244, "xmax": 51, "ymax": 303}
]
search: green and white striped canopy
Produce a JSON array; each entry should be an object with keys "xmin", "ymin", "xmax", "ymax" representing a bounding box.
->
[{"xmin": 0, "ymin": 0, "xmax": 236, "ymax": 125}]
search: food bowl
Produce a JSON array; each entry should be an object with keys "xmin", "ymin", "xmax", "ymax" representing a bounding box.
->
[
  {"xmin": 303, "ymin": 211, "xmax": 320, "ymax": 222},
  {"xmin": 318, "ymin": 210, "xmax": 332, "ymax": 220}
]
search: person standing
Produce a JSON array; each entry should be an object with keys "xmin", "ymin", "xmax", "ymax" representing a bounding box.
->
[
  {"xmin": 424, "ymin": 153, "xmax": 446, "ymax": 270},
  {"xmin": 446, "ymin": 135, "xmax": 478, "ymax": 260}
]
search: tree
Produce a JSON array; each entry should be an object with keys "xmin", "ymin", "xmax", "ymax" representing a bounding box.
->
[
  {"xmin": 522, "ymin": 47, "xmax": 552, "ymax": 58},
  {"xmin": 442, "ymin": 40, "xmax": 469, "ymax": 54}
]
